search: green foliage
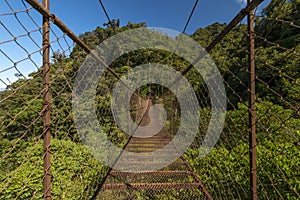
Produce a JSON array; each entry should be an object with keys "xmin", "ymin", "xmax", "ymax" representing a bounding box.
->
[
  {"xmin": 0, "ymin": 72, "xmax": 43, "ymax": 139},
  {"xmin": 186, "ymin": 100, "xmax": 300, "ymax": 199},
  {"xmin": 186, "ymin": 141, "xmax": 300, "ymax": 199},
  {"xmin": 255, "ymin": 45, "xmax": 300, "ymax": 107},
  {"xmin": 0, "ymin": 139, "xmax": 108, "ymax": 199},
  {"xmin": 256, "ymin": 0, "xmax": 300, "ymax": 49},
  {"xmin": 222, "ymin": 101, "xmax": 300, "ymax": 148},
  {"xmin": 191, "ymin": 23, "xmax": 227, "ymax": 48},
  {"xmin": 186, "ymin": 144, "xmax": 250, "ymax": 199}
]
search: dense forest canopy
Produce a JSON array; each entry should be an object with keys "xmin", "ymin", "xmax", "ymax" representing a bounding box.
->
[{"xmin": 0, "ymin": 0, "xmax": 299, "ymax": 199}]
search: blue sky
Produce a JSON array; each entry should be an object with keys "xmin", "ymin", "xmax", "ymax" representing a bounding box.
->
[
  {"xmin": 50, "ymin": 0, "xmax": 249, "ymax": 35},
  {"xmin": 0, "ymin": 0, "xmax": 271, "ymax": 88},
  {"xmin": 48, "ymin": 0, "xmax": 270, "ymax": 35}
]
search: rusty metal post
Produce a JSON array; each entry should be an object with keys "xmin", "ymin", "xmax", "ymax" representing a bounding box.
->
[
  {"xmin": 127, "ymin": 70, "xmax": 131, "ymax": 135},
  {"xmin": 42, "ymin": 0, "xmax": 51, "ymax": 199},
  {"xmin": 247, "ymin": 0, "xmax": 257, "ymax": 199}
]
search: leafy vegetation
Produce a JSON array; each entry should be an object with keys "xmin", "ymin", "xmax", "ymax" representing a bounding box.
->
[
  {"xmin": 186, "ymin": 102, "xmax": 300, "ymax": 199},
  {"xmin": 184, "ymin": 1, "xmax": 300, "ymax": 198},
  {"xmin": 0, "ymin": 139, "xmax": 109, "ymax": 199}
]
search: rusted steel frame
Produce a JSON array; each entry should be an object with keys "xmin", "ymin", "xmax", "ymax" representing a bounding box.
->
[
  {"xmin": 133, "ymin": 138, "xmax": 171, "ymax": 141},
  {"xmin": 125, "ymin": 146, "xmax": 176, "ymax": 149},
  {"xmin": 124, "ymin": 149, "xmax": 178, "ymax": 153},
  {"xmin": 129, "ymin": 139, "xmax": 171, "ymax": 142},
  {"xmin": 128, "ymin": 138, "xmax": 171, "ymax": 142},
  {"xmin": 180, "ymin": 155, "xmax": 212, "ymax": 199},
  {"xmin": 25, "ymin": 0, "xmax": 128, "ymax": 88},
  {"xmin": 115, "ymin": 161, "xmax": 186, "ymax": 166},
  {"xmin": 173, "ymin": 0, "xmax": 264, "ymax": 84},
  {"xmin": 127, "ymin": 141, "xmax": 170, "ymax": 145},
  {"xmin": 169, "ymin": 138, "xmax": 212, "ymax": 199},
  {"xmin": 92, "ymin": 98, "xmax": 152, "ymax": 199},
  {"xmin": 248, "ymin": 0, "xmax": 257, "ymax": 199},
  {"xmin": 119, "ymin": 154, "xmax": 179, "ymax": 158},
  {"xmin": 125, "ymin": 145, "xmax": 177, "ymax": 149},
  {"xmin": 42, "ymin": 0, "xmax": 51, "ymax": 199},
  {"xmin": 102, "ymin": 182, "xmax": 202, "ymax": 190},
  {"xmin": 167, "ymin": 138, "xmax": 212, "ymax": 199},
  {"xmin": 110, "ymin": 170, "xmax": 191, "ymax": 177},
  {"xmin": 134, "ymin": 136, "xmax": 171, "ymax": 138}
]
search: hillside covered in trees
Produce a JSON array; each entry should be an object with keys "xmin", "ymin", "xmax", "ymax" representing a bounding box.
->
[{"xmin": 0, "ymin": 0, "xmax": 299, "ymax": 199}]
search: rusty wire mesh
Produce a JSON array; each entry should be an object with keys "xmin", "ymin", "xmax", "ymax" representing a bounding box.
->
[
  {"xmin": 1, "ymin": 0, "xmax": 299, "ymax": 199},
  {"xmin": 0, "ymin": 1, "xmax": 108, "ymax": 199},
  {"xmin": 95, "ymin": 96, "xmax": 211, "ymax": 200},
  {"xmin": 184, "ymin": 0, "xmax": 300, "ymax": 199}
]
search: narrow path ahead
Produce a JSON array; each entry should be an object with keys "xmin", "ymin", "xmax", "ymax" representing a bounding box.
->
[{"xmin": 95, "ymin": 98, "xmax": 212, "ymax": 199}]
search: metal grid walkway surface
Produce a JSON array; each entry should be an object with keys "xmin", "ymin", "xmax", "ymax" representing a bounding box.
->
[{"xmin": 95, "ymin": 98, "xmax": 212, "ymax": 199}]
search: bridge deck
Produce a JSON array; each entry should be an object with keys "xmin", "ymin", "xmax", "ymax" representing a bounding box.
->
[{"xmin": 94, "ymin": 99, "xmax": 212, "ymax": 199}]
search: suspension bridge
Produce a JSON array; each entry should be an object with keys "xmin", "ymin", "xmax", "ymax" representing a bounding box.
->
[{"xmin": 0, "ymin": 0, "xmax": 299, "ymax": 199}]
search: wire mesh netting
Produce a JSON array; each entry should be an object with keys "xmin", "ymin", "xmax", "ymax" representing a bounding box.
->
[
  {"xmin": 183, "ymin": 1, "xmax": 300, "ymax": 199},
  {"xmin": 0, "ymin": 0, "xmax": 108, "ymax": 199},
  {"xmin": 0, "ymin": 0, "xmax": 299, "ymax": 199}
]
